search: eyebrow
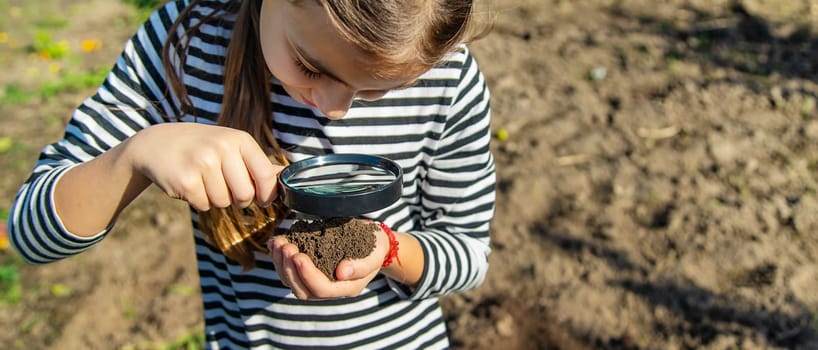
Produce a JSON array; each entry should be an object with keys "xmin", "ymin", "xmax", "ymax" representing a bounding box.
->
[{"xmin": 291, "ymin": 41, "xmax": 417, "ymax": 92}]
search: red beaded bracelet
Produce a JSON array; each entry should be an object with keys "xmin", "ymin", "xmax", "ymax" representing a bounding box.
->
[{"xmin": 379, "ymin": 222, "xmax": 401, "ymax": 268}]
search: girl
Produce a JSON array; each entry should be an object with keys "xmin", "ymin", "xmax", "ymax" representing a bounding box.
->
[{"xmin": 9, "ymin": 0, "xmax": 495, "ymax": 348}]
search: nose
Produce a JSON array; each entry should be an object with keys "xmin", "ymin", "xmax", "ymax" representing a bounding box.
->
[{"xmin": 314, "ymin": 81, "xmax": 355, "ymax": 120}]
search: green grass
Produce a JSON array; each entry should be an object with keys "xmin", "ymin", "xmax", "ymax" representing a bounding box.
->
[
  {"xmin": 167, "ymin": 283, "xmax": 196, "ymax": 297},
  {"xmin": 802, "ymin": 97, "xmax": 816, "ymax": 119},
  {"xmin": 39, "ymin": 66, "xmax": 110, "ymax": 97},
  {"xmin": 20, "ymin": 313, "xmax": 44, "ymax": 334},
  {"xmin": 0, "ymin": 0, "xmax": 159, "ymax": 109},
  {"xmin": 159, "ymin": 332, "xmax": 206, "ymax": 350},
  {"xmin": 32, "ymin": 16, "xmax": 69, "ymax": 30},
  {"xmin": 30, "ymin": 30, "xmax": 70, "ymax": 59},
  {"xmin": 0, "ymin": 85, "xmax": 32, "ymax": 106},
  {"xmin": 0, "ymin": 66, "xmax": 109, "ymax": 106},
  {"xmin": 0, "ymin": 203, "xmax": 20, "ymax": 306},
  {"xmin": 0, "ymin": 0, "xmax": 10, "ymax": 27},
  {"xmin": 0, "ymin": 261, "xmax": 22, "ymax": 305},
  {"xmin": 122, "ymin": 0, "xmax": 164, "ymax": 23},
  {"xmin": 0, "ymin": 0, "xmax": 160, "ymax": 109},
  {"xmin": 122, "ymin": 0, "xmax": 164, "ymax": 10}
]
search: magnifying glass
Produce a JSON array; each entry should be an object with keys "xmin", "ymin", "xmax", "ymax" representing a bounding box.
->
[{"xmin": 278, "ymin": 154, "xmax": 403, "ymax": 217}]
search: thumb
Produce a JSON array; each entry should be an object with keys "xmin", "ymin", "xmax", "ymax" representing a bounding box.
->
[{"xmin": 335, "ymin": 258, "xmax": 376, "ymax": 281}]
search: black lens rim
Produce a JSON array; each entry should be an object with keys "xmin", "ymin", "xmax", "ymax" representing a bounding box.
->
[{"xmin": 278, "ymin": 154, "xmax": 403, "ymax": 217}]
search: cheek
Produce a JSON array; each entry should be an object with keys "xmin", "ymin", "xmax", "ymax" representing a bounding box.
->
[
  {"xmin": 262, "ymin": 50, "xmax": 312, "ymax": 88},
  {"xmin": 259, "ymin": 29, "xmax": 312, "ymax": 88}
]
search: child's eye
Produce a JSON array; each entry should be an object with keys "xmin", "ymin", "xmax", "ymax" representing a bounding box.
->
[{"xmin": 294, "ymin": 57, "xmax": 321, "ymax": 80}]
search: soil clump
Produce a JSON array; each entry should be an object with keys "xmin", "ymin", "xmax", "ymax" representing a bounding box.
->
[{"xmin": 282, "ymin": 217, "xmax": 377, "ymax": 281}]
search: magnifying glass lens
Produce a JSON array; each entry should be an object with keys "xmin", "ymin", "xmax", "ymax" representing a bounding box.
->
[
  {"xmin": 278, "ymin": 154, "xmax": 403, "ymax": 217},
  {"xmin": 287, "ymin": 164, "xmax": 396, "ymax": 195}
]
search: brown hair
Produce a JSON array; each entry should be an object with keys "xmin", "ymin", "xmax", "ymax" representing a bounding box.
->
[
  {"xmin": 161, "ymin": 0, "xmax": 485, "ymax": 270},
  {"xmin": 319, "ymin": 0, "xmax": 484, "ymax": 78}
]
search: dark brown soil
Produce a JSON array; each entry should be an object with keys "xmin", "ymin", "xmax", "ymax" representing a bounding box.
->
[{"xmin": 282, "ymin": 217, "xmax": 377, "ymax": 281}]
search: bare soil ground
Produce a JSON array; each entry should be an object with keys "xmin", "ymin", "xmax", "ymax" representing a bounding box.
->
[{"xmin": 1, "ymin": 0, "xmax": 818, "ymax": 349}]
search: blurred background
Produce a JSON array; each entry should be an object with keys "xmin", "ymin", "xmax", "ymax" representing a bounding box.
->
[{"xmin": 1, "ymin": 0, "xmax": 817, "ymax": 349}]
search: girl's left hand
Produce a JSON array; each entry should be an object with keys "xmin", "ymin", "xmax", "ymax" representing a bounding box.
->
[{"xmin": 268, "ymin": 222, "xmax": 389, "ymax": 300}]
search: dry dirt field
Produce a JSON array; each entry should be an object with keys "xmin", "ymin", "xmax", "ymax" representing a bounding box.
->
[{"xmin": 1, "ymin": 0, "xmax": 818, "ymax": 349}]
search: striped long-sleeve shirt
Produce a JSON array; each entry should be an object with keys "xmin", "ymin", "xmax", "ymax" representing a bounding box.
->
[{"xmin": 8, "ymin": 1, "xmax": 495, "ymax": 348}]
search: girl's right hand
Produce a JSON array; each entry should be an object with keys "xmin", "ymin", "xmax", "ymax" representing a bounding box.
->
[{"xmin": 125, "ymin": 123, "xmax": 283, "ymax": 211}]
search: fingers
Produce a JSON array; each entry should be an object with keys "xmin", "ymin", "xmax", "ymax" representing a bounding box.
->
[
  {"xmin": 268, "ymin": 236, "xmax": 379, "ymax": 300},
  {"xmin": 282, "ymin": 250, "xmax": 312, "ymax": 300},
  {"xmin": 269, "ymin": 237, "xmax": 313, "ymax": 299},
  {"xmin": 171, "ymin": 130, "xmax": 280, "ymax": 210},
  {"xmin": 269, "ymin": 237, "xmax": 287, "ymax": 272},
  {"xmin": 172, "ymin": 172, "xmax": 211, "ymax": 211},
  {"xmin": 335, "ymin": 257, "xmax": 378, "ymax": 281},
  {"xmin": 300, "ymin": 259, "xmax": 378, "ymax": 298},
  {"xmin": 238, "ymin": 139, "xmax": 282, "ymax": 205},
  {"xmin": 211, "ymin": 134, "xmax": 281, "ymax": 208},
  {"xmin": 221, "ymin": 153, "xmax": 255, "ymax": 208},
  {"xmin": 200, "ymin": 155, "xmax": 232, "ymax": 209}
]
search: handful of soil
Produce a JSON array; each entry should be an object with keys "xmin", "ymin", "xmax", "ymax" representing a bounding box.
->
[{"xmin": 282, "ymin": 217, "xmax": 377, "ymax": 281}]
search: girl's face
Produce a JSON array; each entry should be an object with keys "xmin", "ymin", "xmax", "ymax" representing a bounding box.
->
[{"xmin": 259, "ymin": 0, "xmax": 421, "ymax": 120}]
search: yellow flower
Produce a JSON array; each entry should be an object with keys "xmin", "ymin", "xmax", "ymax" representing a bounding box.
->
[
  {"xmin": 80, "ymin": 39, "xmax": 102, "ymax": 52},
  {"xmin": 494, "ymin": 128, "xmax": 509, "ymax": 142},
  {"xmin": 0, "ymin": 137, "xmax": 13, "ymax": 153},
  {"xmin": 0, "ymin": 32, "xmax": 8, "ymax": 44},
  {"xmin": 0, "ymin": 222, "xmax": 8, "ymax": 251}
]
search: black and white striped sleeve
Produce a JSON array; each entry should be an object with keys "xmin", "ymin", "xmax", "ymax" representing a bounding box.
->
[
  {"xmin": 7, "ymin": 2, "xmax": 186, "ymax": 264},
  {"xmin": 406, "ymin": 49, "xmax": 496, "ymax": 300}
]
